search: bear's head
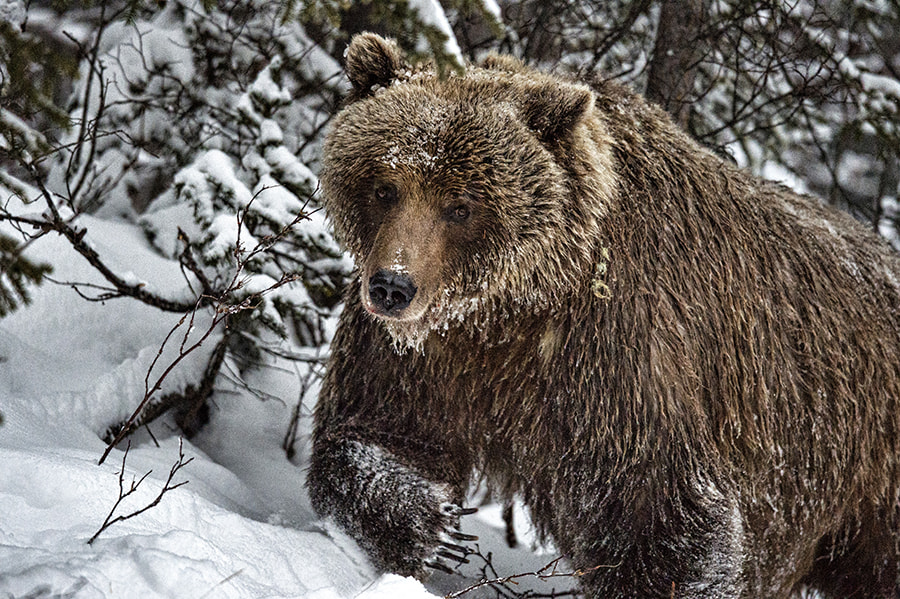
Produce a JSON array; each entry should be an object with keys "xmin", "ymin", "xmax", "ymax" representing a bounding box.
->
[{"xmin": 321, "ymin": 34, "xmax": 615, "ymax": 347}]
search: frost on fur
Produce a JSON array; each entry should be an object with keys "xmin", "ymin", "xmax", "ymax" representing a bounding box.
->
[{"xmin": 307, "ymin": 439, "xmax": 475, "ymax": 577}]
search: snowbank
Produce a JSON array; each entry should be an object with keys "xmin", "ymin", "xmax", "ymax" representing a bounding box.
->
[
  {"xmin": 0, "ymin": 207, "xmax": 569, "ymax": 599},
  {"xmin": 0, "ymin": 216, "xmax": 383, "ymax": 598}
]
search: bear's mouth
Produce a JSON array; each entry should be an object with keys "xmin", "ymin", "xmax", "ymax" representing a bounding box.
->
[{"xmin": 361, "ymin": 293, "xmax": 431, "ymax": 322}]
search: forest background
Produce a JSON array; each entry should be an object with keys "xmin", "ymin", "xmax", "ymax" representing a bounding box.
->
[{"xmin": 1, "ymin": 1, "xmax": 899, "ymax": 597}]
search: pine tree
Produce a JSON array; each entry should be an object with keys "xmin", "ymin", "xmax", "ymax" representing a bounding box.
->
[
  {"xmin": 0, "ymin": 233, "xmax": 52, "ymax": 317},
  {"xmin": 1, "ymin": 7, "xmax": 65, "ymax": 318},
  {"xmin": 2, "ymin": 0, "xmax": 498, "ymax": 440}
]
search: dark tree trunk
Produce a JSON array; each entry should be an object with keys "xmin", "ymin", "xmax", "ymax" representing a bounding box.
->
[{"xmin": 645, "ymin": 0, "xmax": 706, "ymax": 127}]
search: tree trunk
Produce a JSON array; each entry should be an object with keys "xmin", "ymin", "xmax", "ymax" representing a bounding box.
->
[{"xmin": 645, "ymin": 0, "xmax": 706, "ymax": 128}]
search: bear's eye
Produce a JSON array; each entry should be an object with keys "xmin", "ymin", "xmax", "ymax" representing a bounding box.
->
[
  {"xmin": 447, "ymin": 204, "xmax": 471, "ymax": 223},
  {"xmin": 374, "ymin": 183, "xmax": 398, "ymax": 204}
]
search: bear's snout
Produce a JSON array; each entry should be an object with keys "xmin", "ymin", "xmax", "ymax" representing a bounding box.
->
[{"xmin": 368, "ymin": 269, "xmax": 418, "ymax": 316}]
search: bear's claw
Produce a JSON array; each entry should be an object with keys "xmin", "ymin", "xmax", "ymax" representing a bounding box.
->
[
  {"xmin": 425, "ymin": 559, "xmax": 455, "ymax": 574},
  {"xmin": 441, "ymin": 503, "xmax": 478, "ymax": 517},
  {"xmin": 448, "ymin": 530, "xmax": 478, "ymax": 541},
  {"xmin": 437, "ymin": 549, "xmax": 470, "ymax": 564},
  {"xmin": 423, "ymin": 503, "xmax": 478, "ymax": 574},
  {"xmin": 440, "ymin": 540, "xmax": 469, "ymax": 554}
]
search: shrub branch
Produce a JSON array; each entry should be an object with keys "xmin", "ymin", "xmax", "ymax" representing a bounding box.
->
[
  {"xmin": 446, "ymin": 549, "xmax": 621, "ymax": 599},
  {"xmin": 88, "ymin": 438, "xmax": 193, "ymax": 545},
  {"xmin": 98, "ymin": 191, "xmax": 306, "ymax": 465}
]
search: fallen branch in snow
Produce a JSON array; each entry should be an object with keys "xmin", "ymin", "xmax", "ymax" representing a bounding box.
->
[
  {"xmin": 36, "ymin": 168, "xmax": 206, "ymax": 313},
  {"xmin": 102, "ymin": 334, "xmax": 229, "ymax": 447},
  {"xmin": 88, "ymin": 438, "xmax": 194, "ymax": 545},
  {"xmin": 198, "ymin": 570, "xmax": 245, "ymax": 599},
  {"xmin": 446, "ymin": 549, "xmax": 620, "ymax": 599}
]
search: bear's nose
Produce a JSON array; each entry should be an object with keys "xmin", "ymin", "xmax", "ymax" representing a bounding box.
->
[{"xmin": 368, "ymin": 269, "xmax": 417, "ymax": 315}]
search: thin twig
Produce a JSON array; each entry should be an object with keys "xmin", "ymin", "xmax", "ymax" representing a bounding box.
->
[
  {"xmin": 99, "ymin": 295, "xmax": 221, "ymax": 465},
  {"xmin": 282, "ymin": 357, "xmax": 320, "ymax": 460},
  {"xmin": 98, "ymin": 191, "xmax": 313, "ymax": 464},
  {"xmin": 88, "ymin": 438, "xmax": 194, "ymax": 545},
  {"xmin": 18, "ymin": 162, "xmax": 203, "ymax": 313},
  {"xmin": 445, "ymin": 551, "xmax": 620, "ymax": 599}
]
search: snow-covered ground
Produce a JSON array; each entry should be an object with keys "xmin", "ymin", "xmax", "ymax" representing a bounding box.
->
[{"xmin": 0, "ymin": 205, "xmax": 571, "ymax": 598}]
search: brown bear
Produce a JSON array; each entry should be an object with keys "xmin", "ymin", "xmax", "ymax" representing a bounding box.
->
[{"xmin": 307, "ymin": 33, "xmax": 900, "ymax": 598}]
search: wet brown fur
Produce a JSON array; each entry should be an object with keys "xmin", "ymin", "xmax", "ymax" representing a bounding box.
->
[{"xmin": 308, "ymin": 33, "xmax": 900, "ymax": 598}]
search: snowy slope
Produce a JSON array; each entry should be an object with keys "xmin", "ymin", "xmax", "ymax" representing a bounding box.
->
[{"xmin": 0, "ymin": 206, "xmax": 570, "ymax": 598}]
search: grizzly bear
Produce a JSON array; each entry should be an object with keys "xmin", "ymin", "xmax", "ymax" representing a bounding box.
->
[{"xmin": 307, "ymin": 33, "xmax": 900, "ymax": 598}]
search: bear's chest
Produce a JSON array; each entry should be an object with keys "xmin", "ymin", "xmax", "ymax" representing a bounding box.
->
[{"xmin": 419, "ymin": 326, "xmax": 582, "ymax": 469}]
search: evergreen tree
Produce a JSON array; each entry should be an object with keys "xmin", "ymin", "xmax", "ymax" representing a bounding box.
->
[
  {"xmin": 0, "ymin": 233, "xmax": 52, "ymax": 317},
  {"xmin": 1, "ymin": 4, "xmax": 63, "ymax": 317},
  {"xmin": 1, "ymin": 0, "xmax": 497, "ymax": 439}
]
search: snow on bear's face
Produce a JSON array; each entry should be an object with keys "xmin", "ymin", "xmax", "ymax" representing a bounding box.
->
[{"xmin": 321, "ymin": 34, "xmax": 604, "ymax": 346}]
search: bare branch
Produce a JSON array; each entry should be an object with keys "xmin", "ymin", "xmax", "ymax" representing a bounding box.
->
[
  {"xmin": 98, "ymin": 190, "xmax": 315, "ymax": 464},
  {"xmin": 88, "ymin": 438, "xmax": 194, "ymax": 545},
  {"xmin": 177, "ymin": 228, "xmax": 220, "ymax": 298},
  {"xmin": 15, "ymin": 161, "xmax": 203, "ymax": 313},
  {"xmin": 582, "ymin": 0, "xmax": 653, "ymax": 75},
  {"xmin": 282, "ymin": 358, "xmax": 320, "ymax": 460},
  {"xmin": 445, "ymin": 547, "xmax": 620, "ymax": 599},
  {"xmin": 98, "ymin": 295, "xmax": 220, "ymax": 465}
]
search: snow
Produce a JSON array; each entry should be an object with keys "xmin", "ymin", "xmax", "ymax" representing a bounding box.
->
[
  {"xmin": 0, "ymin": 191, "xmax": 568, "ymax": 599},
  {"xmin": 0, "ymin": 111, "xmax": 39, "ymax": 152},
  {"xmin": 480, "ymin": 0, "xmax": 502, "ymax": 22},
  {"xmin": 727, "ymin": 140, "xmax": 811, "ymax": 195},
  {"xmin": 260, "ymin": 119, "xmax": 285, "ymax": 146},
  {"xmin": 250, "ymin": 57, "xmax": 292, "ymax": 109},
  {"xmin": 761, "ymin": 161, "xmax": 810, "ymax": 195},
  {"xmin": 409, "ymin": 0, "xmax": 463, "ymax": 65},
  {"xmin": 264, "ymin": 146, "xmax": 317, "ymax": 190},
  {"xmin": 879, "ymin": 195, "xmax": 900, "ymax": 250},
  {"xmin": 0, "ymin": 0, "xmax": 24, "ymax": 27},
  {"xmin": 0, "ymin": 211, "xmax": 376, "ymax": 599},
  {"xmin": 836, "ymin": 150, "xmax": 881, "ymax": 201},
  {"xmin": 836, "ymin": 50, "xmax": 900, "ymax": 127},
  {"xmin": 358, "ymin": 575, "xmax": 433, "ymax": 598}
]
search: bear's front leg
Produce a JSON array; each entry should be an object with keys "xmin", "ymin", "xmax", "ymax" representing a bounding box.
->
[
  {"xmin": 571, "ymin": 473, "xmax": 747, "ymax": 599},
  {"xmin": 307, "ymin": 435, "xmax": 476, "ymax": 577}
]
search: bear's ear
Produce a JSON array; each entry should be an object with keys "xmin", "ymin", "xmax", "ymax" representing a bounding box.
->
[
  {"xmin": 344, "ymin": 33, "xmax": 409, "ymax": 98},
  {"xmin": 480, "ymin": 53, "xmax": 527, "ymax": 74},
  {"xmin": 519, "ymin": 82, "xmax": 594, "ymax": 143}
]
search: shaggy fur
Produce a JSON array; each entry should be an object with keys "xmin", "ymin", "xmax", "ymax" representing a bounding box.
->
[{"xmin": 307, "ymin": 33, "xmax": 900, "ymax": 598}]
